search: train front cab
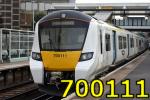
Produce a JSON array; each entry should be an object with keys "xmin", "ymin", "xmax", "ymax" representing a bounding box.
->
[{"xmin": 30, "ymin": 11, "xmax": 101, "ymax": 95}]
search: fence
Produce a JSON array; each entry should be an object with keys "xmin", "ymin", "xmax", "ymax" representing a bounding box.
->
[{"xmin": 0, "ymin": 28, "xmax": 34, "ymax": 63}]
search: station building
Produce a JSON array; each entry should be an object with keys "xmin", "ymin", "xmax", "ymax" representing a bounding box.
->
[
  {"xmin": 0, "ymin": 0, "xmax": 20, "ymax": 29},
  {"xmin": 0, "ymin": 0, "xmax": 74, "ymax": 30}
]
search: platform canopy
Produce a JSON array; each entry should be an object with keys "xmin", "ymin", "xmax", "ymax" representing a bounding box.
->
[
  {"xmin": 93, "ymin": 11, "xmax": 112, "ymax": 21},
  {"xmin": 76, "ymin": 0, "xmax": 150, "ymax": 3}
]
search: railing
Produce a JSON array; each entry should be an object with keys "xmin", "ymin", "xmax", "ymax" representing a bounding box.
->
[
  {"xmin": 0, "ymin": 28, "xmax": 34, "ymax": 63},
  {"xmin": 0, "ymin": 66, "xmax": 33, "ymax": 90},
  {"xmin": 112, "ymin": 18, "xmax": 150, "ymax": 26}
]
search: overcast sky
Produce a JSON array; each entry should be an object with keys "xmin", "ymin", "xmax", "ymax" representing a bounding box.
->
[{"xmin": 76, "ymin": 0, "xmax": 150, "ymax": 3}]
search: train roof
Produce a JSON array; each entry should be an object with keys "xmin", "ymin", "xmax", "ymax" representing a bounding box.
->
[
  {"xmin": 39, "ymin": 10, "xmax": 145, "ymax": 39},
  {"xmin": 97, "ymin": 20, "xmax": 126, "ymax": 32},
  {"xmin": 39, "ymin": 10, "xmax": 92, "ymax": 23}
]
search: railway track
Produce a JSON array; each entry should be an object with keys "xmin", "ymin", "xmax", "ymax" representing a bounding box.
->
[
  {"xmin": 0, "ymin": 81, "xmax": 38, "ymax": 100},
  {"xmin": 32, "ymin": 94, "xmax": 61, "ymax": 100}
]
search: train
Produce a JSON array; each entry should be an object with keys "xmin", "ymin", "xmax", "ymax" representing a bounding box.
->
[{"xmin": 30, "ymin": 10, "xmax": 147, "ymax": 95}]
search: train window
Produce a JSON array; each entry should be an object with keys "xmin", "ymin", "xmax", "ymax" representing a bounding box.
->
[
  {"xmin": 123, "ymin": 37, "xmax": 127, "ymax": 49},
  {"xmin": 39, "ymin": 19, "xmax": 89, "ymax": 51},
  {"xmin": 130, "ymin": 38, "xmax": 132, "ymax": 48},
  {"xmin": 100, "ymin": 30, "xmax": 103, "ymax": 54},
  {"xmin": 105, "ymin": 34, "xmax": 111, "ymax": 51},
  {"xmin": 139, "ymin": 40, "xmax": 141, "ymax": 47},
  {"xmin": 118, "ymin": 36, "xmax": 122, "ymax": 49},
  {"xmin": 136, "ymin": 39, "xmax": 138, "ymax": 47},
  {"xmin": 130, "ymin": 38, "xmax": 134, "ymax": 48}
]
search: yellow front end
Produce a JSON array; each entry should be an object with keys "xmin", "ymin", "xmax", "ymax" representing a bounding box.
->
[{"xmin": 41, "ymin": 51, "xmax": 81, "ymax": 71}]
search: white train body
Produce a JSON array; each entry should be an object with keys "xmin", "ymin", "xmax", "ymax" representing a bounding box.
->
[{"xmin": 30, "ymin": 10, "xmax": 147, "ymax": 91}]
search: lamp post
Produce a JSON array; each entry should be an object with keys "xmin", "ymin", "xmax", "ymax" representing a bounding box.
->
[{"xmin": 32, "ymin": 0, "xmax": 35, "ymax": 31}]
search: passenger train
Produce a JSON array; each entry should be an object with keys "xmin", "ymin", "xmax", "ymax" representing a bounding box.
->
[{"xmin": 30, "ymin": 10, "xmax": 147, "ymax": 95}]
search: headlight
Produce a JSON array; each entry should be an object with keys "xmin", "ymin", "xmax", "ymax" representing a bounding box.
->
[
  {"xmin": 79, "ymin": 52, "xmax": 93, "ymax": 61},
  {"xmin": 32, "ymin": 52, "xmax": 42, "ymax": 61}
]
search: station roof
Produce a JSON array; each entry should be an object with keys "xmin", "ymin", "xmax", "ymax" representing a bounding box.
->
[
  {"xmin": 49, "ymin": 3, "xmax": 150, "ymax": 10},
  {"xmin": 47, "ymin": 3, "xmax": 150, "ymax": 16},
  {"xmin": 76, "ymin": 0, "xmax": 150, "ymax": 3},
  {"xmin": 93, "ymin": 11, "xmax": 112, "ymax": 21}
]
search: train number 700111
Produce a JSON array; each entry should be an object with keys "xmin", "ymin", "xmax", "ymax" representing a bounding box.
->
[{"xmin": 61, "ymin": 79, "xmax": 149, "ymax": 98}]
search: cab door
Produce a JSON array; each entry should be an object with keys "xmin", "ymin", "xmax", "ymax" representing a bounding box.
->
[
  {"xmin": 105, "ymin": 30, "xmax": 112, "ymax": 66},
  {"xmin": 127, "ymin": 34, "xmax": 130, "ymax": 57},
  {"xmin": 102, "ymin": 29, "xmax": 107, "ymax": 66},
  {"xmin": 112, "ymin": 30, "xmax": 117, "ymax": 64},
  {"xmin": 98, "ymin": 27, "xmax": 104, "ymax": 68}
]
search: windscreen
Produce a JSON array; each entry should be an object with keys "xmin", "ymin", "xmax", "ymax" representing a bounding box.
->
[{"xmin": 39, "ymin": 19, "xmax": 89, "ymax": 51}]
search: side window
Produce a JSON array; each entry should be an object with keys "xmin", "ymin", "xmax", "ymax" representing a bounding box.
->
[
  {"xmin": 123, "ymin": 37, "xmax": 127, "ymax": 49},
  {"xmin": 142, "ymin": 40, "xmax": 143, "ymax": 44},
  {"xmin": 118, "ymin": 36, "xmax": 122, "ymax": 49},
  {"xmin": 136, "ymin": 39, "xmax": 138, "ymax": 47},
  {"xmin": 105, "ymin": 34, "xmax": 111, "ymax": 51},
  {"xmin": 130, "ymin": 38, "xmax": 132, "ymax": 48},
  {"xmin": 139, "ymin": 40, "xmax": 141, "ymax": 47},
  {"xmin": 100, "ymin": 30, "xmax": 103, "ymax": 54},
  {"xmin": 130, "ymin": 38, "xmax": 134, "ymax": 48}
]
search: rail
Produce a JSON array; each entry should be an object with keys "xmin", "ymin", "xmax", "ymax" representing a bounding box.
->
[
  {"xmin": 0, "ymin": 82, "xmax": 38, "ymax": 100},
  {"xmin": 0, "ymin": 65, "xmax": 33, "ymax": 90},
  {"xmin": 32, "ymin": 94, "xmax": 61, "ymax": 100}
]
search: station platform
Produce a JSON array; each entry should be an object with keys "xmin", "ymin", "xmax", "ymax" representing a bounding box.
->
[
  {"xmin": 64, "ymin": 51, "xmax": 150, "ymax": 100},
  {"xmin": 0, "ymin": 61, "xmax": 29, "ymax": 71},
  {"xmin": 101, "ymin": 51, "xmax": 150, "ymax": 100},
  {"xmin": 108, "ymin": 51, "xmax": 150, "ymax": 100}
]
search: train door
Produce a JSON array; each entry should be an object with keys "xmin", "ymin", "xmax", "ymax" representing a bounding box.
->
[
  {"xmin": 102, "ymin": 29, "xmax": 107, "ymax": 66},
  {"xmin": 105, "ymin": 30, "xmax": 112, "ymax": 66},
  {"xmin": 112, "ymin": 30, "xmax": 117, "ymax": 64},
  {"xmin": 127, "ymin": 34, "xmax": 130, "ymax": 57},
  {"xmin": 99, "ymin": 28, "xmax": 103, "ymax": 67}
]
